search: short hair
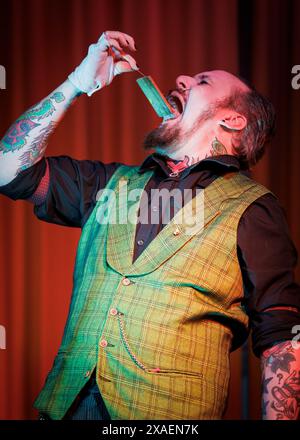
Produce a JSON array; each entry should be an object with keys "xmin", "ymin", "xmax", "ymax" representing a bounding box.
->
[{"xmin": 226, "ymin": 81, "xmax": 276, "ymax": 169}]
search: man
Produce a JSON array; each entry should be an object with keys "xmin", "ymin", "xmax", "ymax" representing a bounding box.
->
[{"xmin": 0, "ymin": 31, "xmax": 299, "ymax": 420}]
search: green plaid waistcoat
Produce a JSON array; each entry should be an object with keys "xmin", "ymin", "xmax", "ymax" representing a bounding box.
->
[{"xmin": 34, "ymin": 165, "xmax": 270, "ymax": 420}]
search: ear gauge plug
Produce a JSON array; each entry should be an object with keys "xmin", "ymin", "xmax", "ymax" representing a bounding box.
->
[{"xmin": 218, "ymin": 120, "xmax": 240, "ymax": 131}]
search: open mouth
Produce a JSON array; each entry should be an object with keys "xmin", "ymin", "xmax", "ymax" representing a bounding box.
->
[{"xmin": 166, "ymin": 93, "xmax": 185, "ymax": 117}]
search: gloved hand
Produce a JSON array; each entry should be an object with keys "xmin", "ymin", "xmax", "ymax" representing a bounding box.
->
[{"xmin": 68, "ymin": 30, "xmax": 139, "ymax": 96}]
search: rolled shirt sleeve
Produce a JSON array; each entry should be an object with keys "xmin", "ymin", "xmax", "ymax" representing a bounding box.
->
[
  {"xmin": 0, "ymin": 155, "xmax": 121, "ymax": 228},
  {"xmin": 237, "ymin": 193, "xmax": 300, "ymax": 357},
  {"xmin": 0, "ymin": 156, "xmax": 47, "ymax": 200}
]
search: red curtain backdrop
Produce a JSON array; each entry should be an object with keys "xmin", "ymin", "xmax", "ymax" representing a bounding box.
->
[{"xmin": 0, "ymin": 0, "xmax": 299, "ymax": 419}]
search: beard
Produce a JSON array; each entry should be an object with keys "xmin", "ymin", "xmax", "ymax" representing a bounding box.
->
[
  {"xmin": 142, "ymin": 104, "xmax": 217, "ymax": 153},
  {"xmin": 143, "ymin": 123, "xmax": 182, "ymax": 152}
]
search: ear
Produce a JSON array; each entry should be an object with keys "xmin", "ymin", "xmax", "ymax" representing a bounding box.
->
[{"xmin": 218, "ymin": 112, "xmax": 247, "ymax": 132}]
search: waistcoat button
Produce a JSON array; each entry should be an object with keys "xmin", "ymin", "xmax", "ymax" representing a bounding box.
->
[
  {"xmin": 110, "ymin": 308, "xmax": 118, "ymax": 316},
  {"xmin": 99, "ymin": 339, "xmax": 108, "ymax": 348},
  {"xmin": 173, "ymin": 227, "xmax": 180, "ymax": 236},
  {"xmin": 122, "ymin": 277, "xmax": 131, "ymax": 286},
  {"xmin": 84, "ymin": 370, "xmax": 91, "ymax": 378}
]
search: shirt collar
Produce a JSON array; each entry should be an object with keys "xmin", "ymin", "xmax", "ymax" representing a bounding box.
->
[{"xmin": 137, "ymin": 152, "xmax": 241, "ymax": 176}]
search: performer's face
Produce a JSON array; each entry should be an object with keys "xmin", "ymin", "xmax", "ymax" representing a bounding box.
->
[{"xmin": 143, "ymin": 70, "xmax": 249, "ymax": 152}]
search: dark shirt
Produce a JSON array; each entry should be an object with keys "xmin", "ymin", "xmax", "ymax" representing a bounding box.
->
[{"xmin": 1, "ymin": 153, "xmax": 299, "ymax": 357}]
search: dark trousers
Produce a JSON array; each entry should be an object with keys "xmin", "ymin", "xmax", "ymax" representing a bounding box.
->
[{"xmin": 39, "ymin": 370, "xmax": 111, "ymax": 420}]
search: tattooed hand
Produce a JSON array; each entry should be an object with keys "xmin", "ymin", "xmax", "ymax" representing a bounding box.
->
[{"xmin": 261, "ymin": 340, "xmax": 300, "ymax": 420}]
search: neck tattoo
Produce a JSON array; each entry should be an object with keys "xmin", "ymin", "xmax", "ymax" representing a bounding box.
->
[
  {"xmin": 166, "ymin": 154, "xmax": 201, "ymax": 173},
  {"xmin": 166, "ymin": 137, "xmax": 228, "ymax": 171},
  {"xmin": 209, "ymin": 137, "xmax": 228, "ymax": 157}
]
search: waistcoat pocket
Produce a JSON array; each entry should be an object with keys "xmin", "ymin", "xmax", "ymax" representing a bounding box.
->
[{"xmin": 117, "ymin": 312, "xmax": 204, "ymax": 379}]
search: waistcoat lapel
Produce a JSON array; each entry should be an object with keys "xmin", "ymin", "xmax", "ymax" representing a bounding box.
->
[
  {"xmin": 105, "ymin": 169, "xmax": 153, "ymax": 273},
  {"xmin": 106, "ymin": 170, "xmax": 248, "ymax": 276}
]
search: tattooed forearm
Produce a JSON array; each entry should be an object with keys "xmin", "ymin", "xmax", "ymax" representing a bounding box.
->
[
  {"xmin": 0, "ymin": 118, "xmax": 40, "ymax": 153},
  {"xmin": 0, "ymin": 79, "xmax": 81, "ymax": 185},
  {"xmin": 16, "ymin": 122, "xmax": 56, "ymax": 173},
  {"xmin": 0, "ymin": 93, "xmax": 65, "ymax": 154},
  {"xmin": 261, "ymin": 340, "xmax": 300, "ymax": 420}
]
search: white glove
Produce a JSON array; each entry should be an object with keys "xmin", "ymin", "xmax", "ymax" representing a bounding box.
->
[{"xmin": 68, "ymin": 31, "xmax": 139, "ymax": 96}]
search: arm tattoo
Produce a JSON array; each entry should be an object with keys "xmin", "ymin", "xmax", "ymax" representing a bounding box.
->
[
  {"xmin": 16, "ymin": 122, "xmax": 56, "ymax": 173},
  {"xmin": 0, "ymin": 118, "xmax": 40, "ymax": 152},
  {"xmin": 261, "ymin": 341, "xmax": 300, "ymax": 420},
  {"xmin": 0, "ymin": 92, "xmax": 66, "ymax": 154}
]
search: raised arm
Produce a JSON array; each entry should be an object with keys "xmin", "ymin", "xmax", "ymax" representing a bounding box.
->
[
  {"xmin": 0, "ymin": 80, "xmax": 80, "ymax": 186},
  {"xmin": 0, "ymin": 31, "xmax": 138, "ymax": 187}
]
